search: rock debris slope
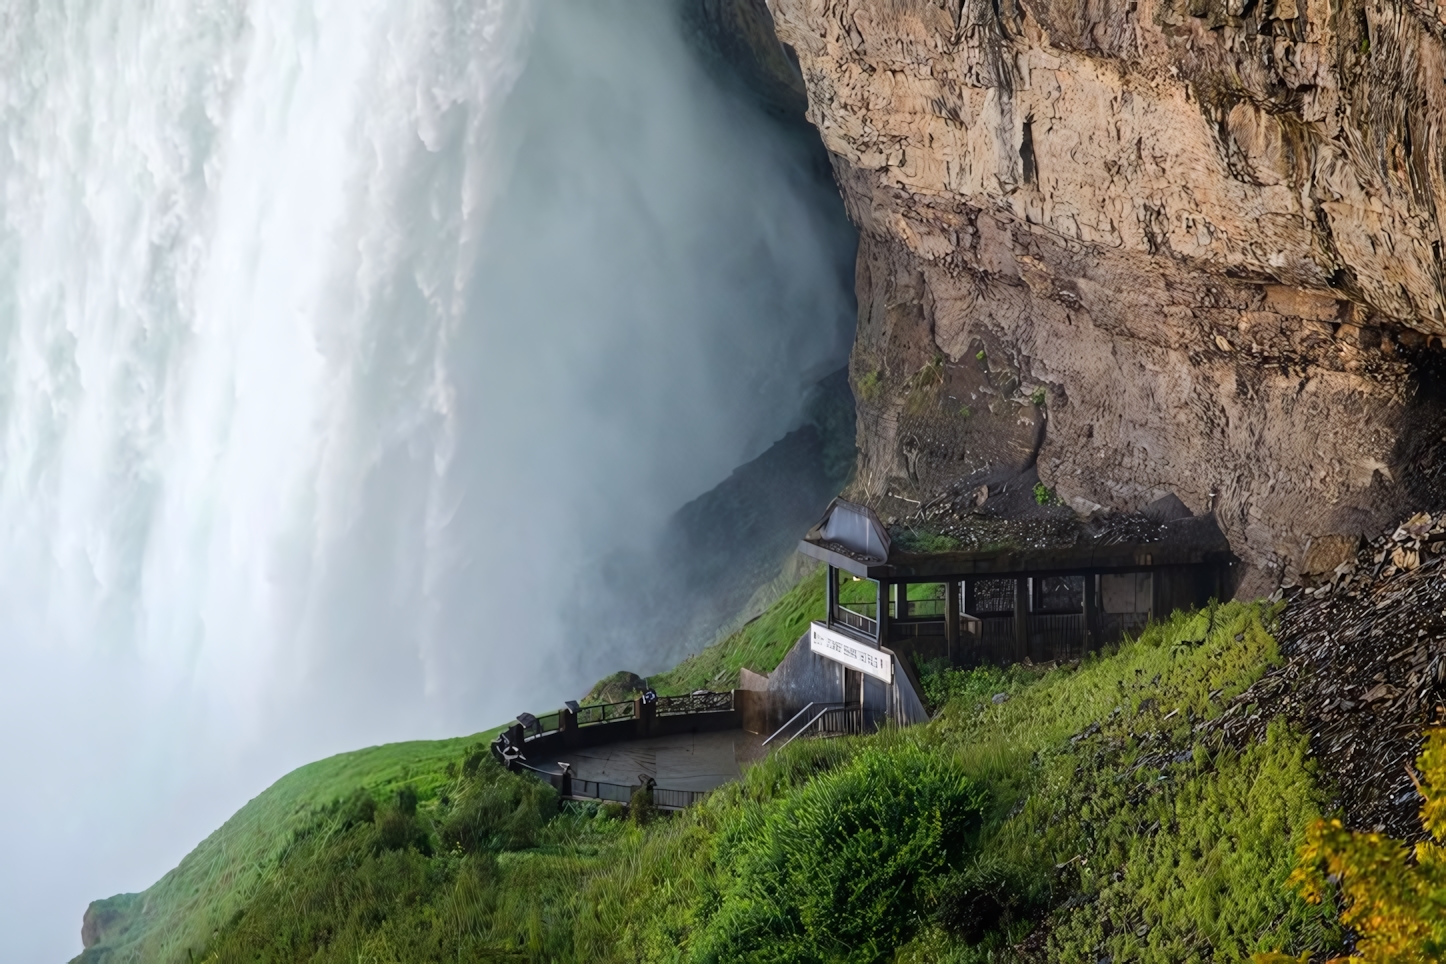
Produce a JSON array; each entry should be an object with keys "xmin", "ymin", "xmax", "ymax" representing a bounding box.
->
[
  {"xmin": 1212, "ymin": 510, "xmax": 1446, "ymax": 837},
  {"xmin": 766, "ymin": 0, "xmax": 1446, "ymax": 591}
]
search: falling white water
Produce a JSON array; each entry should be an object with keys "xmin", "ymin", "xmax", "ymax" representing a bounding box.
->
[{"xmin": 0, "ymin": 0, "xmax": 855, "ymax": 958}]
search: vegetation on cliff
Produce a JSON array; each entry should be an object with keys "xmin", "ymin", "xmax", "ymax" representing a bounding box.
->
[{"xmin": 79, "ymin": 593, "xmax": 1362, "ymax": 963}]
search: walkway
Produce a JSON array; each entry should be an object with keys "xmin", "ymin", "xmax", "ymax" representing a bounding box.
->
[{"xmin": 528, "ymin": 729, "xmax": 767, "ymax": 793}]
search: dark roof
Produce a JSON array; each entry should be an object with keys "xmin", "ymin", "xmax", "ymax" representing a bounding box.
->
[
  {"xmin": 800, "ymin": 498, "xmax": 891, "ymax": 568},
  {"xmin": 800, "ymin": 504, "xmax": 1232, "ymax": 580}
]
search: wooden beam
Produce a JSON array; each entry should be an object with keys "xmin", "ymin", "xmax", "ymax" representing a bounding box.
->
[
  {"xmin": 1014, "ymin": 577, "xmax": 1030, "ymax": 663},
  {"xmin": 945, "ymin": 579, "xmax": 960, "ymax": 664},
  {"xmin": 875, "ymin": 579, "xmax": 890, "ymax": 644},
  {"xmin": 825, "ymin": 565, "xmax": 838, "ymax": 629},
  {"xmin": 1083, "ymin": 571, "xmax": 1099, "ymax": 654}
]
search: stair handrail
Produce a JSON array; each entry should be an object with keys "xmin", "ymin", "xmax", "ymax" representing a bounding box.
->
[
  {"xmin": 762, "ymin": 701, "xmax": 844, "ymax": 747},
  {"xmin": 777, "ymin": 704, "xmax": 837, "ymax": 749}
]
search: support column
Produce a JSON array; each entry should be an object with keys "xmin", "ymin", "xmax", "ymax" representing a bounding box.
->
[
  {"xmin": 876, "ymin": 579, "xmax": 890, "ymax": 644},
  {"xmin": 1083, "ymin": 572, "xmax": 1099, "ymax": 654},
  {"xmin": 1014, "ymin": 577, "xmax": 1030, "ymax": 663},
  {"xmin": 895, "ymin": 582, "xmax": 908, "ymax": 621},
  {"xmin": 963, "ymin": 577, "xmax": 976, "ymax": 617},
  {"xmin": 945, "ymin": 579, "xmax": 961, "ymax": 664},
  {"xmin": 825, "ymin": 565, "xmax": 838, "ymax": 629}
]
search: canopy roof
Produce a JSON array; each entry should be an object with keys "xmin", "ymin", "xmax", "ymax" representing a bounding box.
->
[
  {"xmin": 801, "ymin": 498, "xmax": 891, "ymax": 568},
  {"xmin": 800, "ymin": 504, "xmax": 1232, "ymax": 580}
]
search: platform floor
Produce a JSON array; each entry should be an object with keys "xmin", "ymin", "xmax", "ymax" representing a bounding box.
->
[{"xmin": 529, "ymin": 730, "xmax": 766, "ymax": 792}]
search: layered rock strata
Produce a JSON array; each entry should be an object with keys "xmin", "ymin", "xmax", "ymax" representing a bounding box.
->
[{"xmin": 766, "ymin": 0, "xmax": 1446, "ymax": 591}]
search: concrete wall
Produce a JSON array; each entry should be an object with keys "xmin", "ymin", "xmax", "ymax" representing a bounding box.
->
[{"xmin": 753, "ymin": 631, "xmax": 931, "ymax": 734}]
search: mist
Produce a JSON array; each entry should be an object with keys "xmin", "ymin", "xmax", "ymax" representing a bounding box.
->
[{"xmin": 0, "ymin": 0, "xmax": 855, "ymax": 959}]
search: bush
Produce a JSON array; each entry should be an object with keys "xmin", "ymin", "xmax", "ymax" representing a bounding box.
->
[
  {"xmin": 374, "ymin": 804, "xmax": 430, "ymax": 854},
  {"xmin": 630, "ymin": 783, "xmax": 656, "ymax": 825},
  {"xmin": 338, "ymin": 787, "xmax": 377, "ymax": 829},
  {"xmin": 692, "ymin": 743, "xmax": 987, "ymax": 963},
  {"xmin": 439, "ymin": 757, "xmax": 557, "ymax": 854},
  {"xmin": 1258, "ymin": 728, "xmax": 1446, "ymax": 964}
]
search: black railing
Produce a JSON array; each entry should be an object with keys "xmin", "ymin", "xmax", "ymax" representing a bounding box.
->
[
  {"xmin": 653, "ymin": 787, "xmax": 709, "ymax": 809},
  {"xmin": 808, "ymin": 705, "xmax": 862, "ymax": 738},
  {"xmin": 835, "ymin": 604, "xmax": 878, "ymax": 636},
  {"xmin": 891, "ymin": 619, "xmax": 946, "ymax": 638},
  {"xmin": 574, "ymin": 700, "xmax": 635, "ymax": 727},
  {"xmin": 571, "ymin": 778, "xmax": 634, "ymax": 804},
  {"xmin": 903, "ymin": 599, "xmax": 946, "ymax": 617},
  {"xmin": 495, "ymin": 689, "xmax": 739, "ymax": 809},
  {"xmin": 656, "ymin": 691, "xmax": 733, "ymax": 716}
]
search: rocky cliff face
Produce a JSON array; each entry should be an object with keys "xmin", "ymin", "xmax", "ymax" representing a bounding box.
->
[{"xmin": 765, "ymin": 0, "xmax": 1446, "ymax": 591}]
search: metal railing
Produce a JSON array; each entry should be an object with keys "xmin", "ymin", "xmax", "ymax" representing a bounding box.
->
[
  {"xmin": 497, "ymin": 689, "xmax": 739, "ymax": 810},
  {"xmin": 1028, "ymin": 613, "xmax": 1086, "ymax": 657},
  {"xmin": 656, "ymin": 691, "xmax": 733, "ymax": 716},
  {"xmin": 804, "ymin": 705, "xmax": 862, "ymax": 739},
  {"xmin": 570, "ymin": 778, "xmax": 634, "ymax": 804},
  {"xmin": 891, "ymin": 619, "xmax": 946, "ymax": 638},
  {"xmin": 770, "ymin": 703, "xmax": 863, "ymax": 749},
  {"xmin": 517, "ymin": 766, "xmax": 711, "ymax": 811},
  {"xmin": 574, "ymin": 700, "xmax": 636, "ymax": 727},
  {"xmin": 653, "ymin": 787, "xmax": 709, "ymax": 810},
  {"xmin": 835, "ymin": 605, "xmax": 878, "ymax": 636},
  {"xmin": 903, "ymin": 598, "xmax": 946, "ymax": 617},
  {"xmin": 764, "ymin": 701, "xmax": 836, "ymax": 747}
]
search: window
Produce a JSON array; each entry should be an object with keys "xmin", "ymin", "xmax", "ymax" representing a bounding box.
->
[
  {"xmin": 972, "ymin": 578, "xmax": 1015, "ymax": 614},
  {"xmin": 1036, "ymin": 575, "xmax": 1084, "ymax": 614}
]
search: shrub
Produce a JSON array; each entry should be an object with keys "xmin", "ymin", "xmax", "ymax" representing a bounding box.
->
[
  {"xmin": 439, "ymin": 757, "xmax": 557, "ymax": 854},
  {"xmin": 1258, "ymin": 728, "xmax": 1446, "ymax": 964},
  {"xmin": 630, "ymin": 784, "xmax": 657, "ymax": 825},
  {"xmin": 374, "ymin": 804, "xmax": 429, "ymax": 854},
  {"xmin": 692, "ymin": 743, "xmax": 987, "ymax": 963},
  {"xmin": 338, "ymin": 787, "xmax": 377, "ymax": 829}
]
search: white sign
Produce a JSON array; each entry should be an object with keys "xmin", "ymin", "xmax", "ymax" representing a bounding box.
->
[{"xmin": 810, "ymin": 621, "xmax": 893, "ymax": 683}]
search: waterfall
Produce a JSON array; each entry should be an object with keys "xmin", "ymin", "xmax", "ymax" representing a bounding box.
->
[{"xmin": 0, "ymin": 1, "xmax": 855, "ymax": 957}]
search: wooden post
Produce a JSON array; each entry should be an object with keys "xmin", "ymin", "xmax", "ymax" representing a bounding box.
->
[
  {"xmin": 825, "ymin": 565, "xmax": 838, "ymax": 629},
  {"xmin": 636, "ymin": 695, "xmax": 656, "ymax": 739},
  {"xmin": 1014, "ymin": 577, "xmax": 1030, "ymax": 663},
  {"xmin": 945, "ymin": 579, "xmax": 961, "ymax": 664},
  {"xmin": 963, "ymin": 577, "xmax": 976, "ymax": 617},
  {"xmin": 1083, "ymin": 572, "xmax": 1099, "ymax": 654},
  {"xmin": 895, "ymin": 582, "xmax": 908, "ymax": 620},
  {"xmin": 876, "ymin": 579, "xmax": 890, "ymax": 644},
  {"xmin": 559, "ymin": 702, "xmax": 577, "ymax": 747}
]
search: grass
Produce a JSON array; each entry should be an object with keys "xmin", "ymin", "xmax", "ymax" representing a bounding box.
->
[
  {"xmin": 580, "ymin": 601, "xmax": 1339, "ymax": 963},
  {"xmin": 892, "ymin": 527, "xmax": 963, "ymax": 553},
  {"xmin": 81, "ymin": 598, "xmax": 1343, "ymax": 964},
  {"xmin": 74, "ymin": 731, "xmax": 502, "ymax": 964},
  {"xmin": 648, "ymin": 565, "xmax": 825, "ymax": 694}
]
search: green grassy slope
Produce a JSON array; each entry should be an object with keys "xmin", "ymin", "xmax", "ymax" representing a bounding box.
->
[
  {"xmin": 76, "ymin": 730, "xmax": 501, "ymax": 963},
  {"xmin": 77, "ymin": 570, "xmax": 831, "ymax": 962},
  {"xmin": 89, "ymin": 595, "xmax": 1343, "ymax": 963},
  {"xmin": 648, "ymin": 564, "xmax": 825, "ymax": 695},
  {"xmin": 81, "ymin": 586, "xmax": 1345, "ymax": 964},
  {"xmin": 580, "ymin": 602, "xmax": 1339, "ymax": 963}
]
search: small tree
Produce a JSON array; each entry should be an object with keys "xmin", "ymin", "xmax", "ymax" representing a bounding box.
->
[{"xmin": 1257, "ymin": 729, "xmax": 1446, "ymax": 964}]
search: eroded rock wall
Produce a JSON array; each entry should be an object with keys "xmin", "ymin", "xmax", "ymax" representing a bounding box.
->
[{"xmin": 766, "ymin": 0, "xmax": 1446, "ymax": 590}]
